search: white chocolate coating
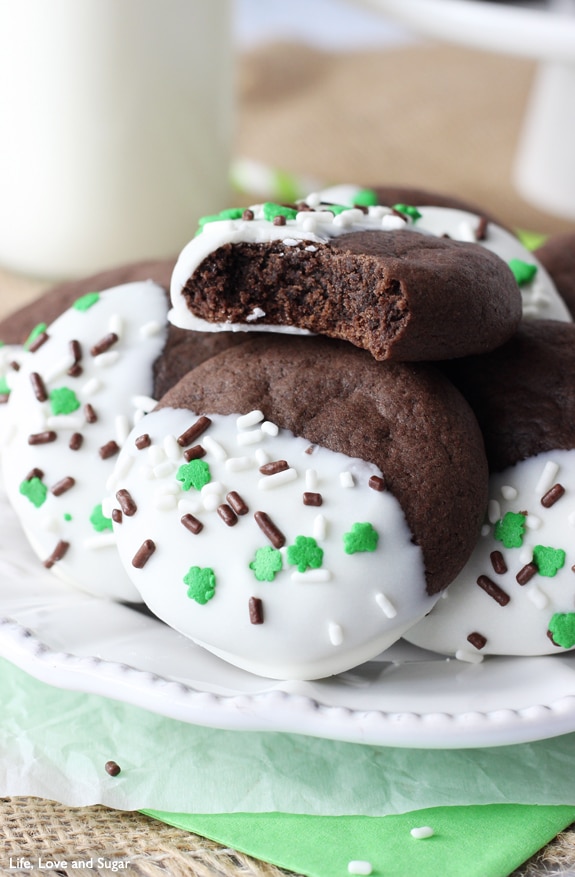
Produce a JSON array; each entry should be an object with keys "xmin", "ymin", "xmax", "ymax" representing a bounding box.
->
[
  {"xmin": 1, "ymin": 282, "xmax": 169, "ymax": 601},
  {"xmin": 169, "ymin": 195, "xmax": 570, "ymax": 331},
  {"xmin": 110, "ymin": 407, "xmax": 434, "ymax": 680},
  {"xmin": 405, "ymin": 450, "xmax": 575, "ymax": 659}
]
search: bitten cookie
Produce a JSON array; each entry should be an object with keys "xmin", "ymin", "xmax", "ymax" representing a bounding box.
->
[
  {"xmin": 1, "ymin": 281, "xmax": 170, "ymax": 601},
  {"xmin": 108, "ymin": 335, "xmax": 488, "ymax": 679},
  {"xmin": 406, "ymin": 321, "xmax": 575, "ymax": 658},
  {"xmin": 170, "ymin": 198, "xmax": 524, "ymax": 362}
]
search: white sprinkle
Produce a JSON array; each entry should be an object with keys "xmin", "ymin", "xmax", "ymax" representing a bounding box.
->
[
  {"xmin": 536, "ymin": 460, "xmax": 559, "ymax": 495},
  {"xmin": 83, "ymin": 533, "xmax": 117, "ymax": 549},
  {"xmin": 139, "ymin": 320, "xmax": 162, "ymax": 338},
  {"xmin": 261, "ymin": 420, "xmax": 279, "ymax": 436},
  {"xmin": 455, "ymin": 648, "xmax": 483, "ymax": 664},
  {"xmin": 202, "ymin": 480, "xmax": 225, "ymax": 496},
  {"xmin": 381, "ymin": 214, "xmax": 408, "ymax": 231},
  {"xmin": 46, "ymin": 414, "xmax": 85, "ymax": 430},
  {"xmin": 225, "ymin": 456, "xmax": 254, "ymax": 472},
  {"xmin": 236, "ymin": 428, "xmax": 263, "ymax": 446},
  {"xmin": 481, "ymin": 524, "xmax": 491, "ymax": 537},
  {"xmin": 94, "ymin": 350, "xmax": 120, "ymax": 368},
  {"xmin": 375, "ymin": 592, "xmax": 397, "ymax": 618},
  {"xmin": 258, "ymin": 468, "xmax": 298, "ymax": 490},
  {"xmin": 347, "ymin": 862, "xmax": 372, "ymax": 876},
  {"xmin": 105, "ymin": 454, "xmax": 134, "ymax": 490},
  {"xmin": 133, "ymin": 408, "xmax": 146, "ymax": 425},
  {"xmin": 101, "ymin": 496, "xmax": 115, "ymax": 518},
  {"xmin": 0, "ymin": 422, "xmax": 16, "ymax": 447},
  {"xmin": 81, "ymin": 377, "xmax": 102, "ymax": 397},
  {"xmin": 487, "ymin": 499, "xmax": 501, "ymax": 524},
  {"xmin": 148, "ymin": 444, "xmax": 166, "ymax": 466},
  {"xmin": 255, "ymin": 448, "xmax": 269, "ymax": 465},
  {"xmin": 301, "ymin": 217, "xmax": 318, "ymax": 234},
  {"xmin": 203, "ymin": 435, "xmax": 227, "ymax": 460},
  {"xmin": 163, "ymin": 434, "xmax": 181, "ymax": 462},
  {"xmin": 115, "ymin": 414, "xmax": 131, "ymax": 446},
  {"xmin": 328, "ymin": 622, "xmax": 344, "ymax": 646},
  {"xmin": 525, "ymin": 514, "xmax": 542, "ymax": 530},
  {"xmin": 305, "ymin": 192, "xmax": 321, "ymax": 207},
  {"xmin": 158, "ymin": 481, "xmax": 181, "ymax": 495},
  {"xmin": 155, "ymin": 493, "xmax": 177, "ymax": 511},
  {"xmin": 313, "ymin": 514, "xmax": 327, "ymax": 540},
  {"xmin": 108, "ymin": 314, "xmax": 123, "ymax": 337},
  {"xmin": 410, "ymin": 826, "xmax": 434, "ymax": 839},
  {"xmin": 281, "ymin": 237, "xmax": 300, "ymax": 246},
  {"xmin": 153, "ymin": 460, "xmax": 175, "ymax": 479},
  {"xmin": 569, "ymin": 512, "xmax": 575, "ymax": 527},
  {"xmin": 339, "ymin": 471, "xmax": 355, "ymax": 488},
  {"xmin": 43, "ymin": 355, "xmax": 75, "ymax": 382},
  {"xmin": 333, "ymin": 207, "xmax": 364, "ymax": 226},
  {"xmin": 40, "ymin": 515, "xmax": 60, "ymax": 532},
  {"xmin": 291, "ymin": 569, "xmax": 332, "ymax": 583},
  {"xmin": 456, "ymin": 220, "xmax": 477, "ymax": 243},
  {"xmin": 519, "ymin": 546, "xmax": 533, "ymax": 564},
  {"xmin": 132, "ymin": 394, "xmax": 157, "ymax": 413},
  {"xmin": 202, "ymin": 493, "xmax": 221, "ymax": 512},
  {"xmin": 501, "ymin": 485, "xmax": 518, "ymax": 501},
  {"xmin": 305, "ymin": 468, "xmax": 318, "ymax": 490},
  {"xmin": 246, "ymin": 307, "xmax": 266, "ymax": 322},
  {"xmin": 178, "ymin": 497, "xmax": 202, "ymax": 514},
  {"xmin": 527, "ymin": 586, "xmax": 549, "ymax": 609},
  {"xmin": 138, "ymin": 464, "xmax": 154, "ymax": 480},
  {"xmin": 237, "ymin": 410, "xmax": 264, "ymax": 430},
  {"xmin": 305, "ymin": 245, "xmax": 317, "ymax": 252}
]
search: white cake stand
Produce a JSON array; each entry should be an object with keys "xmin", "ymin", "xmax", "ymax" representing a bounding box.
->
[{"xmin": 356, "ymin": 0, "xmax": 575, "ymax": 221}]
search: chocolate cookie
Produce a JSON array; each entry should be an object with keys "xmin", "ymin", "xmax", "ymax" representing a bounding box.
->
[{"xmin": 108, "ymin": 334, "xmax": 488, "ymax": 679}]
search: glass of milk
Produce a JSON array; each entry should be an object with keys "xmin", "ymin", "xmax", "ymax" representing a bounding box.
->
[{"xmin": 0, "ymin": 0, "xmax": 233, "ymax": 278}]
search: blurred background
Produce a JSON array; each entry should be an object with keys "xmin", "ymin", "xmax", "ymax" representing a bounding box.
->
[{"xmin": 0, "ymin": 0, "xmax": 574, "ymax": 289}]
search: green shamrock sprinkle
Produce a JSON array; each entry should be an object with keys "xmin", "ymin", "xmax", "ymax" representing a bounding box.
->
[
  {"xmin": 184, "ymin": 566, "xmax": 216, "ymax": 605},
  {"xmin": 198, "ymin": 207, "xmax": 245, "ymax": 231},
  {"xmin": 533, "ymin": 544, "xmax": 566, "ymax": 577},
  {"xmin": 343, "ymin": 522, "xmax": 379, "ymax": 555},
  {"xmin": 49, "ymin": 386, "xmax": 80, "ymax": 416},
  {"xmin": 250, "ymin": 546, "xmax": 283, "ymax": 582},
  {"xmin": 548, "ymin": 613, "xmax": 575, "ymax": 649},
  {"xmin": 0, "ymin": 375, "xmax": 10, "ymax": 396},
  {"xmin": 19, "ymin": 476, "xmax": 48, "ymax": 508},
  {"xmin": 508, "ymin": 258, "xmax": 538, "ymax": 287},
  {"xmin": 263, "ymin": 202, "xmax": 299, "ymax": 223},
  {"xmin": 353, "ymin": 188, "xmax": 379, "ymax": 207},
  {"xmin": 24, "ymin": 322, "xmax": 47, "ymax": 350},
  {"xmin": 63, "ymin": 513, "xmax": 72, "ymax": 521},
  {"xmin": 287, "ymin": 535, "xmax": 324, "ymax": 573},
  {"xmin": 73, "ymin": 292, "xmax": 100, "ymax": 311},
  {"xmin": 176, "ymin": 459, "xmax": 211, "ymax": 491},
  {"xmin": 324, "ymin": 203, "xmax": 352, "ymax": 215},
  {"xmin": 89, "ymin": 503, "xmax": 113, "ymax": 532},
  {"xmin": 392, "ymin": 203, "xmax": 422, "ymax": 222},
  {"xmin": 494, "ymin": 511, "xmax": 526, "ymax": 549}
]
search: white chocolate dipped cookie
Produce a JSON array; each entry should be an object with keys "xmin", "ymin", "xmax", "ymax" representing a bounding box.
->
[{"xmin": 1, "ymin": 281, "xmax": 169, "ymax": 601}]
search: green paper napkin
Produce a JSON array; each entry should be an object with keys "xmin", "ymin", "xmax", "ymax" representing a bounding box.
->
[{"xmin": 145, "ymin": 805, "xmax": 575, "ymax": 877}]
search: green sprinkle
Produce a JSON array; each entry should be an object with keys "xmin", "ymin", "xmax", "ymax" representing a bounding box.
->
[
  {"xmin": 516, "ymin": 229, "xmax": 548, "ymax": 251},
  {"xmin": 73, "ymin": 292, "xmax": 100, "ymax": 311},
  {"xmin": 353, "ymin": 188, "xmax": 379, "ymax": 207},
  {"xmin": 324, "ymin": 204, "xmax": 352, "ymax": 215},
  {"xmin": 533, "ymin": 544, "xmax": 566, "ymax": 577},
  {"xmin": 19, "ymin": 476, "xmax": 47, "ymax": 508},
  {"xmin": 63, "ymin": 513, "xmax": 72, "ymax": 522},
  {"xmin": 508, "ymin": 258, "xmax": 538, "ymax": 287},
  {"xmin": 250, "ymin": 546, "xmax": 283, "ymax": 582},
  {"xmin": 89, "ymin": 503, "xmax": 113, "ymax": 533},
  {"xmin": 494, "ymin": 511, "xmax": 526, "ymax": 549},
  {"xmin": 24, "ymin": 322, "xmax": 47, "ymax": 350},
  {"xmin": 272, "ymin": 168, "xmax": 303, "ymax": 203},
  {"xmin": 0, "ymin": 375, "xmax": 10, "ymax": 395},
  {"xmin": 176, "ymin": 459, "xmax": 211, "ymax": 492},
  {"xmin": 286, "ymin": 535, "xmax": 323, "ymax": 573},
  {"xmin": 392, "ymin": 203, "xmax": 422, "ymax": 222},
  {"xmin": 184, "ymin": 566, "xmax": 216, "ymax": 605},
  {"xmin": 548, "ymin": 612, "xmax": 575, "ymax": 649},
  {"xmin": 263, "ymin": 202, "xmax": 298, "ymax": 223},
  {"xmin": 343, "ymin": 522, "xmax": 379, "ymax": 554},
  {"xmin": 198, "ymin": 207, "xmax": 245, "ymax": 230},
  {"xmin": 49, "ymin": 386, "xmax": 80, "ymax": 416}
]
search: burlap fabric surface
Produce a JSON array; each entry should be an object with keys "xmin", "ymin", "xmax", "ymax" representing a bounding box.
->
[{"xmin": 1, "ymin": 40, "xmax": 575, "ymax": 876}]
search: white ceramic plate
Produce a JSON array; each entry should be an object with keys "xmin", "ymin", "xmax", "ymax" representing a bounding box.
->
[{"xmin": 2, "ymin": 488, "xmax": 575, "ymax": 749}]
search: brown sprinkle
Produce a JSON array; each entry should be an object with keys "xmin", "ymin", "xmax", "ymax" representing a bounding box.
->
[
  {"xmin": 259, "ymin": 460, "xmax": 289, "ymax": 476},
  {"xmin": 43, "ymin": 539, "xmax": 70, "ymax": 568},
  {"xmin": 67, "ymin": 363, "xmax": 83, "ymax": 378},
  {"xmin": 467, "ymin": 632, "xmax": 487, "ymax": 650},
  {"xmin": 69, "ymin": 432, "xmax": 83, "ymax": 451},
  {"xmin": 249, "ymin": 596, "xmax": 264, "ymax": 625},
  {"xmin": 242, "ymin": 208, "xmax": 254, "ymax": 221},
  {"xmin": 105, "ymin": 760, "xmax": 121, "ymax": 777},
  {"xmin": 516, "ymin": 562, "xmax": 538, "ymax": 585},
  {"xmin": 135, "ymin": 433, "xmax": 151, "ymax": 450},
  {"xmin": 9, "ymin": 360, "xmax": 20, "ymax": 371},
  {"xmin": 0, "ymin": 395, "xmax": 9, "ymax": 405},
  {"xmin": 28, "ymin": 331, "xmax": 49, "ymax": 352},
  {"xmin": 84, "ymin": 403, "xmax": 98, "ymax": 423},
  {"xmin": 28, "ymin": 430, "xmax": 57, "ymax": 445},
  {"xmin": 99, "ymin": 440, "xmax": 120, "ymax": 459},
  {"xmin": 70, "ymin": 339, "xmax": 82, "ymax": 363},
  {"xmin": 541, "ymin": 483, "xmax": 565, "ymax": 508},
  {"xmin": 184, "ymin": 444, "xmax": 207, "ymax": 462},
  {"xmin": 226, "ymin": 491, "xmax": 249, "ymax": 516},
  {"xmin": 181, "ymin": 513, "xmax": 203, "ymax": 535},
  {"xmin": 368, "ymin": 475, "xmax": 386, "ymax": 492},
  {"xmin": 273, "ymin": 215, "xmax": 286, "ymax": 226},
  {"xmin": 177, "ymin": 415, "xmax": 212, "ymax": 447},
  {"xmin": 116, "ymin": 489, "xmax": 137, "ymax": 516},
  {"xmin": 254, "ymin": 511, "xmax": 285, "ymax": 549},
  {"xmin": 25, "ymin": 467, "xmax": 44, "ymax": 481},
  {"xmin": 51, "ymin": 476, "xmax": 75, "ymax": 496},
  {"xmin": 30, "ymin": 371, "xmax": 48, "ymax": 402},
  {"xmin": 217, "ymin": 503, "xmax": 238, "ymax": 527},
  {"xmin": 132, "ymin": 539, "xmax": 156, "ymax": 569},
  {"xmin": 111, "ymin": 508, "xmax": 123, "ymax": 524},
  {"xmin": 476, "ymin": 575, "xmax": 510, "ymax": 606},
  {"xmin": 490, "ymin": 550, "xmax": 507, "ymax": 575},
  {"xmin": 90, "ymin": 332, "xmax": 119, "ymax": 356},
  {"xmin": 303, "ymin": 492, "xmax": 322, "ymax": 507},
  {"xmin": 475, "ymin": 216, "xmax": 489, "ymax": 241}
]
